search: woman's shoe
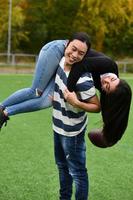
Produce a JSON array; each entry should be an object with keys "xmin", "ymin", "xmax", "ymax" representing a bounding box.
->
[{"xmin": 0, "ymin": 109, "xmax": 9, "ymax": 130}]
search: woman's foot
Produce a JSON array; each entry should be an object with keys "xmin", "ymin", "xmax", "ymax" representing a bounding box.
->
[{"xmin": 0, "ymin": 109, "xmax": 9, "ymax": 130}]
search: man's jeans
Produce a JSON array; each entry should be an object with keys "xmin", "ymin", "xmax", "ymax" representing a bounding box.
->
[
  {"xmin": 1, "ymin": 40, "xmax": 66, "ymax": 115},
  {"xmin": 54, "ymin": 131, "xmax": 89, "ymax": 200}
]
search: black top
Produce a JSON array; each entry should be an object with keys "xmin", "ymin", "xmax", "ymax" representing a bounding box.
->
[{"xmin": 67, "ymin": 49, "xmax": 119, "ymax": 92}]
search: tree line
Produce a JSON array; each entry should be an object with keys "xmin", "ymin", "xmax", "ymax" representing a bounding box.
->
[{"xmin": 0, "ymin": 0, "xmax": 132, "ymax": 58}]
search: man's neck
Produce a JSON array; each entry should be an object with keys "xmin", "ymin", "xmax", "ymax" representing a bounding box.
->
[{"xmin": 64, "ymin": 63, "xmax": 72, "ymax": 72}]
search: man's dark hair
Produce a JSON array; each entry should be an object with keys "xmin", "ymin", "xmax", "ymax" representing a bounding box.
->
[{"xmin": 67, "ymin": 32, "xmax": 91, "ymax": 50}]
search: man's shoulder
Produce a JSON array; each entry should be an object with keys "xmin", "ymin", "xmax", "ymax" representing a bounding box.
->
[
  {"xmin": 77, "ymin": 73, "xmax": 94, "ymax": 91},
  {"xmin": 78, "ymin": 72, "xmax": 93, "ymax": 82}
]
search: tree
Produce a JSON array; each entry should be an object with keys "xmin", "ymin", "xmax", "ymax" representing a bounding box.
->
[
  {"xmin": 19, "ymin": 0, "xmax": 48, "ymax": 53},
  {"xmin": 44, "ymin": 0, "xmax": 81, "ymax": 41},
  {"xmin": 0, "ymin": 0, "xmax": 132, "ymax": 56},
  {"xmin": 73, "ymin": 0, "xmax": 133, "ymax": 56},
  {"xmin": 11, "ymin": 0, "xmax": 29, "ymax": 52},
  {"xmin": 0, "ymin": 0, "xmax": 29, "ymax": 52},
  {"xmin": 0, "ymin": 0, "xmax": 9, "ymax": 51},
  {"xmin": 104, "ymin": 0, "xmax": 133, "ymax": 56}
]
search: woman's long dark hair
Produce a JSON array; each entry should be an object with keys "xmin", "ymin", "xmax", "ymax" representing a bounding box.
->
[
  {"xmin": 100, "ymin": 80, "xmax": 132, "ymax": 145},
  {"xmin": 89, "ymin": 80, "xmax": 132, "ymax": 148}
]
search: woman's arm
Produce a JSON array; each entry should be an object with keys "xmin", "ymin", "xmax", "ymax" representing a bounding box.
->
[{"xmin": 67, "ymin": 56, "xmax": 118, "ymax": 92}]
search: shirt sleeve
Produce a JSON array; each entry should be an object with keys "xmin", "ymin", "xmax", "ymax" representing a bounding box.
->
[{"xmin": 76, "ymin": 73, "xmax": 96, "ymax": 101}]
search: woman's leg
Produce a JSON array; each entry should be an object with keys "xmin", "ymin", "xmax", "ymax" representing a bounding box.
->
[
  {"xmin": 67, "ymin": 56, "xmax": 118, "ymax": 92},
  {"xmin": 1, "ymin": 40, "xmax": 66, "ymax": 109},
  {"xmin": 5, "ymin": 78, "xmax": 55, "ymax": 116},
  {"xmin": 1, "ymin": 87, "xmax": 36, "ymax": 108},
  {"xmin": 32, "ymin": 40, "xmax": 66, "ymax": 92}
]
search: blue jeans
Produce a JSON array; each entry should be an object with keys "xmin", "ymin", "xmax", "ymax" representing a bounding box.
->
[
  {"xmin": 54, "ymin": 131, "xmax": 89, "ymax": 200},
  {"xmin": 1, "ymin": 40, "xmax": 66, "ymax": 116}
]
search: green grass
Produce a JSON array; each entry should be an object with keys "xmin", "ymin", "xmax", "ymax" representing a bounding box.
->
[{"xmin": 0, "ymin": 74, "xmax": 133, "ymax": 200}]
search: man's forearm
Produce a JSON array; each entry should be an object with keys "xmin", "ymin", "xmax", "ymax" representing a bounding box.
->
[{"xmin": 73, "ymin": 99, "xmax": 101, "ymax": 113}]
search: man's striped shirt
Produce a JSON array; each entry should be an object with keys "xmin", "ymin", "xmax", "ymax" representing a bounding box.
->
[{"xmin": 52, "ymin": 57, "xmax": 96, "ymax": 137}]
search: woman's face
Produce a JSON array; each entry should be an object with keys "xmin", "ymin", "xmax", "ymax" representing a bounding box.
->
[
  {"xmin": 101, "ymin": 73, "xmax": 120, "ymax": 93},
  {"xmin": 64, "ymin": 39, "xmax": 88, "ymax": 66}
]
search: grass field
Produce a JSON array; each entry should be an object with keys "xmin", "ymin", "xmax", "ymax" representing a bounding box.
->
[{"xmin": 0, "ymin": 74, "xmax": 133, "ymax": 200}]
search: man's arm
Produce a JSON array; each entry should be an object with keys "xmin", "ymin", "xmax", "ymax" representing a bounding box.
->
[{"xmin": 64, "ymin": 89, "xmax": 101, "ymax": 113}]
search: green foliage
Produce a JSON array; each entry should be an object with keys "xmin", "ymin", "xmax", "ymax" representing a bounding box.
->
[
  {"xmin": 0, "ymin": 0, "xmax": 8, "ymax": 50},
  {"xmin": 19, "ymin": 0, "xmax": 48, "ymax": 53},
  {"xmin": 44, "ymin": 0, "xmax": 81, "ymax": 41},
  {"xmin": 0, "ymin": 0, "xmax": 132, "ymax": 56},
  {"xmin": 0, "ymin": 0, "xmax": 29, "ymax": 52},
  {"xmin": 73, "ymin": 0, "xmax": 133, "ymax": 57}
]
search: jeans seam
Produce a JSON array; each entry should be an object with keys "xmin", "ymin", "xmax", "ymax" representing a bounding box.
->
[{"xmin": 74, "ymin": 136, "xmax": 77, "ymax": 153}]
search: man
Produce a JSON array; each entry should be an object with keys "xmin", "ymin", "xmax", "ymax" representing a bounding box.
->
[{"xmin": 52, "ymin": 32, "xmax": 100, "ymax": 200}]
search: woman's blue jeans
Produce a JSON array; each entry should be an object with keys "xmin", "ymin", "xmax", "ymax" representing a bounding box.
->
[
  {"xmin": 1, "ymin": 40, "xmax": 66, "ymax": 116},
  {"xmin": 54, "ymin": 131, "xmax": 89, "ymax": 200}
]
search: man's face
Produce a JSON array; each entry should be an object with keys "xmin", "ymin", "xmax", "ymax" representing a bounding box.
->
[
  {"xmin": 64, "ymin": 39, "xmax": 88, "ymax": 66},
  {"xmin": 101, "ymin": 73, "xmax": 120, "ymax": 93}
]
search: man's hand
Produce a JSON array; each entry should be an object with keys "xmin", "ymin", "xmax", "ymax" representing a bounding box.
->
[
  {"xmin": 63, "ymin": 88, "xmax": 79, "ymax": 107},
  {"xmin": 64, "ymin": 88, "xmax": 101, "ymax": 112}
]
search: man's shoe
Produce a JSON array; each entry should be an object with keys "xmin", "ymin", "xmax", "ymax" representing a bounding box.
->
[{"xmin": 0, "ymin": 110, "xmax": 9, "ymax": 129}]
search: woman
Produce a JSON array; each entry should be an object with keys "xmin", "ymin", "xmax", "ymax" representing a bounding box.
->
[{"xmin": 67, "ymin": 60, "xmax": 132, "ymax": 148}]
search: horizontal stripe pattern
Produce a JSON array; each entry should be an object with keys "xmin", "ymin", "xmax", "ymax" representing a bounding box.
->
[{"xmin": 53, "ymin": 57, "xmax": 95, "ymax": 136}]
